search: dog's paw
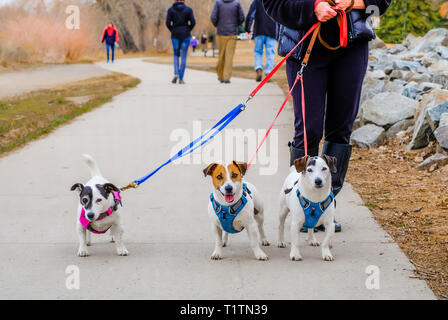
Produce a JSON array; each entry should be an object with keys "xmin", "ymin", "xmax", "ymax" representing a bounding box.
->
[
  {"xmin": 261, "ymin": 239, "xmax": 270, "ymax": 246},
  {"xmin": 322, "ymin": 248, "xmax": 334, "ymax": 261},
  {"xmin": 308, "ymin": 240, "xmax": 321, "ymax": 247},
  {"xmin": 256, "ymin": 252, "xmax": 269, "ymax": 261},
  {"xmin": 290, "ymin": 249, "xmax": 303, "ymax": 261},
  {"xmin": 117, "ymin": 247, "xmax": 129, "ymax": 256},
  {"xmin": 211, "ymin": 251, "xmax": 223, "ymax": 260},
  {"xmin": 277, "ymin": 241, "xmax": 287, "ymax": 248},
  {"xmin": 77, "ymin": 248, "xmax": 89, "ymax": 257}
]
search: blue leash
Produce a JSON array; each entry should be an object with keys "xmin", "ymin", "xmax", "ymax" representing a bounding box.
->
[{"xmin": 121, "ymin": 104, "xmax": 245, "ymax": 190}]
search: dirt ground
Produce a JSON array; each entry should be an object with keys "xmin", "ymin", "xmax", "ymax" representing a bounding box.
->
[
  {"xmin": 150, "ymin": 41, "xmax": 448, "ymax": 299},
  {"xmin": 0, "ymin": 73, "xmax": 140, "ymax": 155}
]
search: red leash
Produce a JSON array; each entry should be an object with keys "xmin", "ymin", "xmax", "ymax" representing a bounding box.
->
[{"xmin": 246, "ymin": 6, "xmax": 349, "ymax": 169}]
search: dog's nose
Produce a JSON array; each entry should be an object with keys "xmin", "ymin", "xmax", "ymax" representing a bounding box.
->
[
  {"xmin": 315, "ymin": 178, "xmax": 323, "ymax": 186},
  {"xmin": 225, "ymin": 185, "xmax": 233, "ymax": 193},
  {"xmin": 87, "ymin": 212, "xmax": 95, "ymax": 219}
]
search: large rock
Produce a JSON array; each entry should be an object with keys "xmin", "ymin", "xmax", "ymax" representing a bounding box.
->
[
  {"xmin": 361, "ymin": 92, "xmax": 418, "ymax": 127},
  {"xmin": 369, "ymin": 37, "xmax": 386, "ymax": 50},
  {"xmin": 416, "ymin": 153, "xmax": 448, "ymax": 171},
  {"xmin": 351, "ymin": 124, "xmax": 386, "ymax": 148},
  {"xmin": 440, "ymin": 113, "xmax": 448, "ymax": 127},
  {"xmin": 427, "ymin": 101, "xmax": 448, "ymax": 129},
  {"xmin": 428, "ymin": 60, "xmax": 448, "ymax": 74},
  {"xmin": 409, "ymin": 28, "xmax": 448, "ymax": 54},
  {"xmin": 414, "ymin": 89, "xmax": 448, "ymax": 120},
  {"xmin": 392, "ymin": 60, "xmax": 421, "ymax": 72},
  {"xmin": 386, "ymin": 119, "xmax": 414, "ymax": 139},
  {"xmin": 434, "ymin": 126, "xmax": 448, "ymax": 150},
  {"xmin": 406, "ymin": 101, "xmax": 448, "ymax": 151},
  {"xmin": 418, "ymin": 82, "xmax": 442, "ymax": 92},
  {"xmin": 360, "ymin": 76, "xmax": 386, "ymax": 105}
]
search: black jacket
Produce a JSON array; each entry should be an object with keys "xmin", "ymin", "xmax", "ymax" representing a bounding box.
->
[
  {"xmin": 245, "ymin": 0, "xmax": 277, "ymax": 39},
  {"xmin": 166, "ymin": 2, "xmax": 196, "ymax": 39},
  {"xmin": 263, "ymin": 0, "xmax": 391, "ymax": 60}
]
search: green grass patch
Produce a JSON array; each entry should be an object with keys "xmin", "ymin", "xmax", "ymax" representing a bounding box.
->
[{"xmin": 0, "ymin": 73, "xmax": 140, "ymax": 155}]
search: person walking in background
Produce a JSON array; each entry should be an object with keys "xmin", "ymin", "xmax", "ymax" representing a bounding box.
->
[
  {"xmin": 101, "ymin": 23, "xmax": 119, "ymax": 63},
  {"xmin": 201, "ymin": 33, "xmax": 208, "ymax": 56},
  {"xmin": 245, "ymin": 0, "xmax": 277, "ymax": 82},
  {"xmin": 210, "ymin": 0, "xmax": 245, "ymax": 84},
  {"xmin": 190, "ymin": 36, "xmax": 198, "ymax": 53},
  {"xmin": 166, "ymin": 0, "xmax": 196, "ymax": 84}
]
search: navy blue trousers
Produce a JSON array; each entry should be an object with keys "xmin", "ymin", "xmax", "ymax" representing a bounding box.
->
[{"xmin": 286, "ymin": 41, "xmax": 369, "ymax": 151}]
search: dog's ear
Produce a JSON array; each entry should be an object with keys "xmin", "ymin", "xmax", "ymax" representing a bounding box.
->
[
  {"xmin": 103, "ymin": 183, "xmax": 120, "ymax": 194},
  {"xmin": 70, "ymin": 183, "xmax": 84, "ymax": 193},
  {"xmin": 203, "ymin": 163, "xmax": 218, "ymax": 177},
  {"xmin": 233, "ymin": 161, "xmax": 248, "ymax": 176},
  {"xmin": 323, "ymin": 155, "xmax": 338, "ymax": 173},
  {"xmin": 294, "ymin": 156, "xmax": 310, "ymax": 173}
]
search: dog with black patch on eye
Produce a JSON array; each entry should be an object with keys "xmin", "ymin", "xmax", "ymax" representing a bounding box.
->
[
  {"xmin": 71, "ymin": 154, "xmax": 128, "ymax": 257},
  {"xmin": 203, "ymin": 161, "xmax": 269, "ymax": 261},
  {"xmin": 278, "ymin": 155, "xmax": 338, "ymax": 261}
]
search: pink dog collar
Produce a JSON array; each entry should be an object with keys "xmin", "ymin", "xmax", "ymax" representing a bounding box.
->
[{"xmin": 79, "ymin": 191, "xmax": 122, "ymax": 234}]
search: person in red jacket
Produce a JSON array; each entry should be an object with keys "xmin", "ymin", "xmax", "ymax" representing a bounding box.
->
[{"xmin": 101, "ymin": 23, "xmax": 119, "ymax": 63}]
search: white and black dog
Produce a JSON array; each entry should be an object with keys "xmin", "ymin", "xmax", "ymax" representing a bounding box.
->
[
  {"xmin": 278, "ymin": 155, "xmax": 337, "ymax": 261},
  {"xmin": 71, "ymin": 155, "xmax": 128, "ymax": 257},
  {"xmin": 204, "ymin": 161, "xmax": 269, "ymax": 261}
]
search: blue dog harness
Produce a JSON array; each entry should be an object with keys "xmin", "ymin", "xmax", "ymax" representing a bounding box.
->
[
  {"xmin": 296, "ymin": 189, "xmax": 334, "ymax": 229},
  {"xmin": 210, "ymin": 184, "xmax": 252, "ymax": 234}
]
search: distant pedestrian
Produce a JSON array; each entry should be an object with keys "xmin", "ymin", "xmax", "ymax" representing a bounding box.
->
[
  {"xmin": 191, "ymin": 36, "xmax": 198, "ymax": 52},
  {"xmin": 101, "ymin": 23, "xmax": 119, "ymax": 63},
  {"xmin": 210, "ymin": 0, "xmax": 245, "ymax": 84},
  {"xmin": 166, "ymin": 0, "xmax": 196, "ymax": 84},
  {"xmin": 201, "ymin": 33, "xmax": 208, "ymax": 56},
  {"xmin": 245, "ymin": 0, "xmax": 277, "ymax": 82}
]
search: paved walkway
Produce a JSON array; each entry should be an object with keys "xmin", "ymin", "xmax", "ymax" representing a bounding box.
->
[
  {"xmin": 0, "ymin": 58, "xmax": 435, "ymax": 299},
  {"xmin": 0, "ymin": 64, "xmax": 113, "ymax": 99}
]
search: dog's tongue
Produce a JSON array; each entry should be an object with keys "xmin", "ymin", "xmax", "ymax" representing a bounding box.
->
[{"xmin": 225, "ymin": 194, "xmax": 235, "ymax": 203}]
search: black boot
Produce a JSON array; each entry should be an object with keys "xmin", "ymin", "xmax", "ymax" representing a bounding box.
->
[{"xmin": 318, "ymin": 141, "xmax": 353, "ymax": 233}]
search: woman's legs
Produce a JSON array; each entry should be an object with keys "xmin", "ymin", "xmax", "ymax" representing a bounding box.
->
[
  {"xmin": 324, "ymin": 42, "xmax": 368, "ymax": 196},
  {"xmin": 111, "ymin": 44, "xmax": 115, "ymax": 62},
  {"xmin": 179, "ymin": 38, "xmax": 191, "ymax": 81},
  {"xmin": 106, "ymin": 44, "xmax": 110, "ymax": 62},
  {"xmin": 286, "ymin": 55, "xmax": 329, "ymax": 164},
  {"xmin": 171, "ymin": 38, "xmax": 181, "ymax": 81}
]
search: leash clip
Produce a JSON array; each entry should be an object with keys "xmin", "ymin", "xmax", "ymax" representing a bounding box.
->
[
  {"xmin": 298, "ymin": 63, "xmax": 307, "ymax": 76},
  {"xmin": 241, "ymin": 96, "xmax": 253, "ymax": 110},
  {"xmin": 120, "ymin": 181, "xmax": 139, "ymax": 191}
]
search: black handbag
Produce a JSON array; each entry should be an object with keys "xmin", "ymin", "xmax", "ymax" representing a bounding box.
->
[{"xmin": 347, "ymin": 9, "xmax": 376, "ymax": 42}]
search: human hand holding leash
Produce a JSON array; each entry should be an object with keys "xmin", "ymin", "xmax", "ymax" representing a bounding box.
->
[
  {"xmin": 333, "ymin": 0, "xmax": 353, "ymax": 11},
  {"xmin": 314, "ymin": 2, "xmax": 337, "ymax": 22}
]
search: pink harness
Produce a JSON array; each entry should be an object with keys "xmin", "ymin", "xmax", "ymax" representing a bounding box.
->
[{"xmin": 79, "ymin": 191, "xmax": 122, "ymax": 234}]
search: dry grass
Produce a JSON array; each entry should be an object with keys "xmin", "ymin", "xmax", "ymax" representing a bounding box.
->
[
  {"xmin": 150, "ymin": 40, "xmax": 447, "ymax": 299},
  {"xmin": 0, "ymin": 73, "xmax": 140, "ymax": 156}
]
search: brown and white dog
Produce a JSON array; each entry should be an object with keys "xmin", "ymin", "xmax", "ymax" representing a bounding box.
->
[{"xmin": 203, "ymin": 161, "xmax": 269, "ymax": 261}]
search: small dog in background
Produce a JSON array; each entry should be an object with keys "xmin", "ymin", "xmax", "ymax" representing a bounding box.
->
[
  {"xmin": 71, "ymin": 154, "xmax": 128, "ymax": 257},
  {"xmin": 278, "ymin": 155, "xmax": 337, "ymax": 261},
  {"xmin": 204, "ymin": 161, "xmax": 269, "ymax": 261}
]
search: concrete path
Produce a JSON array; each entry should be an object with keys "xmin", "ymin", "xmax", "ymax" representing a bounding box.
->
[
  {"xmin": 0, "ymin": 58, "xmax": 435, "ymax": 299},
  {"xmin": 0, "ymin": 64, "xmax": 113, "ymax": 99}
]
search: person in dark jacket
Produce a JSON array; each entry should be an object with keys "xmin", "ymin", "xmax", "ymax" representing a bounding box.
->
[
  {"xmin": 210, "ymin": 0, "xmax": 245, "ymax": 83},
  {"xmin": 101, "ymin": 23, "xmax": 119, "ymax": 63},
  {"xmin": 245, "ymin": 0, "xmax": 277, "ymax": 82},
  {"xmin": 166, "ymin": 0, "xmax": 196, "ymax": 84},
  {"xmin": 263, "ymin": 0, "xmax": 391, "ymax": 232}
]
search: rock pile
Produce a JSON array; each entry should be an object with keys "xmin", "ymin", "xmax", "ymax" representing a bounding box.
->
[{"xmin": 352, "ymin": 28, "xmax": 448, "ymax": 170}]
